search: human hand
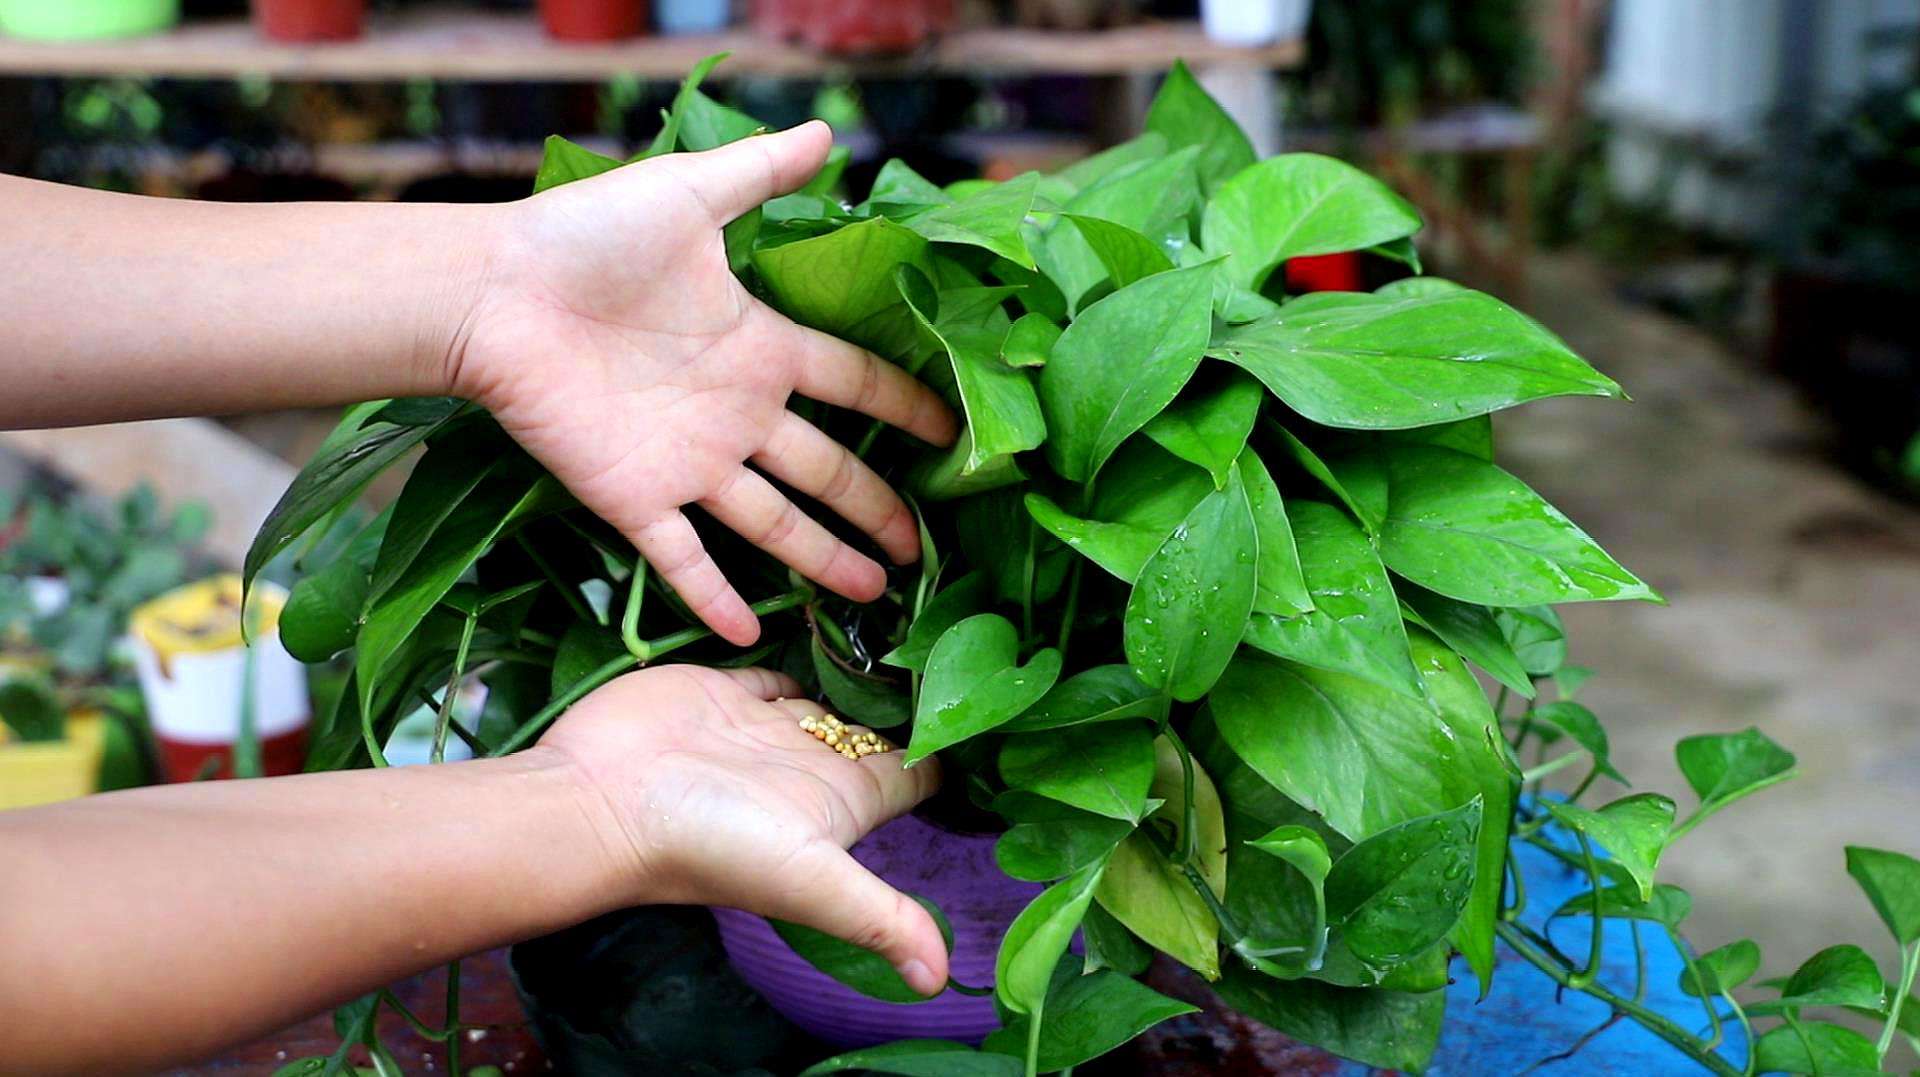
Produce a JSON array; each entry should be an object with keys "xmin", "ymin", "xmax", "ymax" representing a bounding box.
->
[
  {"xmin": 539, "ymin": 664, "xmax": 949, "ymax": 996},
  {"xmin": 453, "ymin": 122, "xmax": 956, "ymax": 646}
]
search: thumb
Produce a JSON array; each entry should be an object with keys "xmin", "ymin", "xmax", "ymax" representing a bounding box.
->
[
  {"xmin": 762, "ymin": 841, "xmax": 950, "ymax": 997},
  {"xmin": 668, "ymin": 120, "xmax": 833, "ymax": 223}
]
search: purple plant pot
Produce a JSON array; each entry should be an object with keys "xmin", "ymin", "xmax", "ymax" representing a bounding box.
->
[{"xmin": 711, "ymin": 812, "xmax": 1042, "ymax": 1048}]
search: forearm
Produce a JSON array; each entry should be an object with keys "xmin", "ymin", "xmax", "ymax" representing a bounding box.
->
[
  {"xmin": 0, "ymin": 174, "xmax": 492, "ymax": 428},
  {"xmin": 0, "ymin": 747, "xmax": 630, "ymax": 1076}
]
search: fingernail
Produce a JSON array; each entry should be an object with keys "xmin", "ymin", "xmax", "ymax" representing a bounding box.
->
[{"xmin": 896, "ymin": 959, "xmax": 938, "ymax": 997}]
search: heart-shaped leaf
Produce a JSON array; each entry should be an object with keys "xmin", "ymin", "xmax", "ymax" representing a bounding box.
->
[
  {"xmin": 773, "ymin": 896, "xmax": 955, "ymax": 1005},
  {"xmin": 996, "ymin": 861, "xmax": 1107, "ymax": 1015},
  {"xmin": 906, "ymin": 613, "xmax": 1061, "ymax": 764},
  {"xmin": 1001, "ymin": 664, "xmax": 1160, "ymax": 733},
  {"xmin": 1025, "ymin": 442, "xmax": 1212, "ymax": 583},
  {"xmin": 1238, "ymin": 448, "xmax": 1312, "ymax": 616},
  {"xmin": 1751, "ymin": 1022, "xmax": 1879, "ymax": 1076},
  {"xmin": 1142, "ymin": 372, "xmax": 1264, "ymax": 490},
  {"xmin": 1000, "ymin": 722, "xmax": 1156, "ymax": 822},
  {"xmin": 1551, "ymin": 882, "xmax": 1693, "ymax": 928},
  {"xmin": 882, "ymin": 571, "xmax": 991, "ymax": 673},
  {"xmin": 1202, "ymin": 153, "xmax": 1421, "ymax": 289},
  {"xmin": 1325, "ymin": 798, "xmax": 1482, "ymax": 966},
  {"xmin": 1000, "ymin": 311, "xmax": 1061, "ymax": 368},
  {"xmin": 983, "ymin": 965, "xmax": 1197, "ymax": 1072},
  {"xmin": 1676, "ymin": 727, "xmax": 1798, "ymax": 815},
  {"xmin": 1846, "ymin": 846, "xmax": 1920, "ymax": 945},
  {"xmin": 1525, "ymin": 701, "xmax": 1625, "ymax": 782},
  {"xmin": 753, "ymin": 217, "xmax": 932, "ymax": 358},
  {"xmin": 1542, "ymin": 794, "xmax": 1676, "ymax": 902},
  {"xmin": 1397, "ymin": 583, "xmax": 1533, "ymax": 699},
  {"xmin": 1680, "ymin": 939, "xmax": 1762, "ymax": 997},
  {"xmin": 1212, "ymin": 290, "xmax": 1622, "ymax": 429},
  {"xmin": 1124, "ymin": 462, "xmax": 1258, "ymax": 701},
  {"xmin": 1144, "ymin": 60, "xmax": 1256, "ymax": 194}
]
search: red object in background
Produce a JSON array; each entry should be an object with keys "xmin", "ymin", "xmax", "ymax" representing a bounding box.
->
[
  {"xmin": 1284, "ymin": 252, "xmax": 1365, "ymax": 293},
  {"xmin": 540, "ymin": 0, "xmax": 648, "ymax": 41},
  {"xmin": 754, "ymin": 0, "xmax": 953, "ymax": 53},
  {"xmin": 252, "ymin": 0, "xmax": 365, "ymax": 42},
  {"xmin": 156, "ymin": 726, "xmax": 307, "ymax": 783}
]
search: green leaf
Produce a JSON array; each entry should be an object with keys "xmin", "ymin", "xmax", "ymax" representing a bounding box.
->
[
  {"xmin": 1038, "ymin": 264, "xmax": 1215, "ymax": 482},
  {"xmin": 1142, "ymin": 372, "xmax": 1264, "ymax": 489},
  {"xmin": 1212, "ymin": 289, "xmax": 1623, "ymax": 429},
  {"xmin": 866, "ymin": 159, "xmax": 952, "ymax": 211},
  {"xmin": 896, "ymin": 266, "xmax": 1044, "ymax": 469},
  {"xmin": 1081, "ymin": 902, "xmax": 1153, "ymax": 975},
  {"xmin": 1145, "ymin": 60, "xmax": 1257, "ymax": 195},
  {"xmin": 1243, "ymin": 824, "xmax": 1332, "ymax": 972},
  {"xmin": 773, "ymin": 896, "xmax": 955, "ymax": 1005},
  {"xmin": 1202, "ymin": 154, "xmax": 1422, "ymax": 290},
  {"xmin": 1551, "ymin": 882, "xmax": 1693, "ymax": 927},
  {"xmin": 995, "ymin": 809, "xmax": 1133, "ymax": 883},
  {"xmin": 1064, "ymin": 214, "xmax": 1175, "ymax": 293},
  {"xmin": 1326, "ymin": 799, "xmax": 1482, "ymax": 966},
  {"xmin": 1242, "ymin": 500, "xmax": 1422, "ymax": 699},
  {"xmin": 1680, "ymin": 939, "xmax": 1762, "ymax": 997},
  {"xmin": 1000, "ymin": 722, "xmax": 1155, "ymax": 822},
  {"xmin": 1248, "ymin": 825, "xmax": 1333, "ymax": 891},
  {"xmin": 1542, "ymin": 794, "xmax": 1676, "ymax": 902},
  {"xmin": 1095, "ymin": 830, "xmax": 1222, "ymax": 980},
  {"xmin": 801, "ymin": 1040, "xmax": 1022, "ymax": 1077},
  {"xmin": 900, "ymin": 173, "xmax": 1040, "ymax": 267},
  {"xmin": 1363, "ymin": 415, "xmax": 1495, "ymax": 461},
  {"xmin": 1676, "ymin": 727, "xmax": 1798, "ymax": 815},
  {"xmin": 550, "ymin": 620, "xmax": 627, "ymax": 698},
  {"xmin": 1045, "ymin": 132, "xmax": 1170, "ymax": 200},
  {"xmin": 1496, "ymin": 604, "xmax": 1566, "ymax": 676},
  {"xmin": 1375, "ymin": 276, "xmax": 1467, "ymax": 300},
  {"xmin": 365, "ymin": 434, "xmax": 506, "ymax": 610},
  {"xmin": 1267, "ymin": 423, "xmax": 1378, "ymax": 533},
  {"xmin": 1025, "ymin": 442, "xmax": 1213, "ymax": 583},
  {"xmin": 1846, "ymin": 846, "xmax": 1920, "ymax": 945},
  {"xmin": 356, "ymin": 467, "xmax": 566, "ymax": 722},
  {"xmin": 0, "ymin": 674, "xmax": 63, "ymax": 742},
  {"xmin": 996, "ymin": 861, "xmax": 1107, "ymax": 1014},
  {"xmin": 811, "ymin": 638, "xmax": 910, "ymax": 730},
  {"xmin": 882, "ymin": 571, "xmax": 991, "ymax": 673},
  {"xmin": 640, "ymin": 52, "xmax": 731, "ymax": 157},
  {"xmin": 753, "ymin": 217, "xmax": 932, "ymax": 358},
  {"xmin": 1361, "ymin": 445, "xmax": 1657, "ymax": 606},
  {"xmin": 532, "ymin": 135, "xmax": 622, "ymax": 193},
  {"xmin": 1213, "ymin": 966, "xmax": 1444, "ymax": 1074},
  {"xmin": 1000, "ymin": 312, "xmax": 1061, "ymax": 368},
  {"xmin": 1001, "ymin": 664, "xmax": 1160, "ymax": 733},
  {"xmin": 1525, "ymin": 701, "xmax": 1625, "ymax": 782},
  {"xmin": 907, "ymin": 613, "xmax": 1061, "ymax": 764},
  {"xmin": 244, "ymin": 404, "xmax": 447, "ymax": 596},
  {"xmin": 672, "ymin": 88, "xmax": 765, "ymax": 153},
  {"xmin": 1751, "ymin": 1022, "xmax": 1880, "ymax": 1076},
  {"xmin": 983, "ymin": 966, "xmax": 1197, "ymax": 1072},
  {"xmin": 279, "ymin": 508, "xmax": 387, "ymax": 663},
  {"xmin": 1210, "ymin": 654, "xmax": 1471, "ymax": 842},
  {"xmin": 1398, "ymin": 583, "xmax": 1534, "ymax": 699},
  {"xmin": 1239, "ymin": 448, "xmax": 1313, "ymax": 616},
  {"xmin": 1761, "ymin": 945, "xmax": 1889, "ymax": 1012},
  {"xmin": 1037, "ymin": 148, "xmax": 1204, "ymax": 313},
  {"xmin": 1124, "ymin": 462, "xmax": 1258, "ymax": 702}
]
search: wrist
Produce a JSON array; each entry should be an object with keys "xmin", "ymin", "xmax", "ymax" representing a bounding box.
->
[
  {"xmin": 512, "ymin": 744, "xmax": 663, "ymax": 910},
  {"xmin": 405, "ymin": 202, "xmax": 508, "ymax": 401}
]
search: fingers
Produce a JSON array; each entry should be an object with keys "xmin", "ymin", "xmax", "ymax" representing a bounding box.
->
[
  {"xmin": 759, "ymin": 842, "xmax": 951, "ymax": 997},
  {"xmin": 756, "ymin": 413, "xmax": 920, "ymax": 565},
  {"xmin": 706, "ymin": 666, "xmax": 806, "ymax": 702},
  {"xmin": 699, "ymin": 468, "xmax": 887, "ymax": 603},
  {"xmin": 668, "ymin": 120, "xmax": 834, "ymax": 224},
  {"xmin": 631, "ymin": 510, "xmax": 760, "ymax": 647},
  {"xmin": 776, "ymin": 315, "xmax": 959, "ymax": 448}
]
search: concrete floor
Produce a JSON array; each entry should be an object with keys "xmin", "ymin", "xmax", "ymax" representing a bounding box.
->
[{"xmin": 1500, "ymin": 254, "xmax": 1920, "ymax": 987}]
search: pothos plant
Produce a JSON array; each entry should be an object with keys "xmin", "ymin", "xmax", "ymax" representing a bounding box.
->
[{"xmin": 251, "ymin": 59, "xmax": 1920, "ymax": 1077}]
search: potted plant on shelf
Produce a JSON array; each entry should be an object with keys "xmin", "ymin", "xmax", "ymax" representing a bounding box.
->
[
  {"xmin": 539, "ymin": 0, "xmax": 648, "ymax": 42},
  {"xmin": 0, "ymin": 484, "xmax": 209, "ymax": 806},
  {"xmin": 254, "ymin": 59, "xmax": 1920, "ymax": 1076},
  {"xmin": 251, "ymin": 0, "xmax": 365, "ymax": 42}
]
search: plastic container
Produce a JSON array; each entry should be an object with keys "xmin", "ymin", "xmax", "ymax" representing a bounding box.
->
[
  {"xmin": 0, "ymin": 712, "xmax": 106, "ymax": 812},
  {"xmin": 0, "ymin": 0, "xmax": 180, "ymax": 40},
  {"xmin": 711, "ymin": 812, "xmax": 1042, "ymax": 1047},
  {"xmin": 540, "ymin": 0, "xmax": 647, "ymax": 41},
  {"xmin": 1200, "ymin": 0, "xmax": 1312, "ymax": 47},
  {"xmin": 251, "ymin": 0, "xmax": 365, "ymax": 42},
  {"xmin": 128, "ymin": 575, "xmax": 308, "ymax": 782},
  {"xmin": 655, "ymin": 0, "xmax": 727, "ymax": 35}
]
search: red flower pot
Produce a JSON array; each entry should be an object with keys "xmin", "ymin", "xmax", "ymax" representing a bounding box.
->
[
  {"xmin": 753, "ymin": 0, "xmax": 951, "ymax": 54},
  {"xmin": 252, "ymin": 0, "xmax": 364, "ymax": 42},
  {"xmin": 540, "ymin": 0, "xmax": 648, "ymax": 41}
]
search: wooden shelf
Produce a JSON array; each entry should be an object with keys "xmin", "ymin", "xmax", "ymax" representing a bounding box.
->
[{"xmin": 0, "ymin": 8, "xmax": 1302, "ymax": 82}]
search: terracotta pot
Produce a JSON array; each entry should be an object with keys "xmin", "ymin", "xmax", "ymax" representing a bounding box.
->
[
  {"xmin": 252, "ymin": 0, "xmax": 364, "ymax": 42},
  {"xmin": 711, "ymin": 812, "xmax": 1042, "ymax": 1047},
  {"xmin": 754, "ymin": 0, "xmax": 951, "ymax": 54},
  {"xmin": 539, "ymin": 0, "xmax": 647, "ymax": 41}
]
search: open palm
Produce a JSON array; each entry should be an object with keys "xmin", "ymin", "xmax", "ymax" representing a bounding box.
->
[
  {"xmin": 455, "ymin": 122, "xmax": 956, "ymax": 645},
  {"xmin": 540, "ymin": 665, "xmax": 948, "ymax": 994}
]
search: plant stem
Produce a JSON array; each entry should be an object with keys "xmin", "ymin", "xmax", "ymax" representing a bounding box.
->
[
  {"xmin": 1496, "ymin": 921, "xmax": 1742, "ymax": 1077},
  {"xmin": 1569, "ymin": 831, "xmax": 1605, "ymax": 989},
  {"xmin": 1879, "ymin": 942, "xmax": 1920, "ymax": 1062},
  {"xmin": 1056, "ymin": 559, "xmax": 1084, "ymax": 660},
  {"xmin": 445, "ymin": 959, "xmax": 463, "ymax": 1077},
  {"xmin": 518, "ymin": 535, "xmax": 596, "ymax": 625},
  {"xmin": 432, "ymin": 613, "xmax": 477, "ymax": 765},
  {"xmin": 489, "ymin": 588, "xmax": 812, "ymax": 756},
  {"xmin": 1166, "ymin": 726, "xmax": 1199, "ymax": 865},
  {"xmin": 1664, "ymin": 926, "xmax": 1724, "ymax": 1048},
  {"xmin": 1024, "ymin": 1003, "xmax": 1043, "ymax": 1077},
  {"xmin": 620, "ymin": 558, "xmax": 649, "ymax": 659},
  {"xmin": 1520, "ymin": 751, "xmax": 1583, "ymax": 784}
]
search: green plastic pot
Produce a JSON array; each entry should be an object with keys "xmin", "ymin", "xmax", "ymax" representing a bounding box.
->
[{"xmin": 0, "ymin": 0, "xmax": 181, "ymax": 40}]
